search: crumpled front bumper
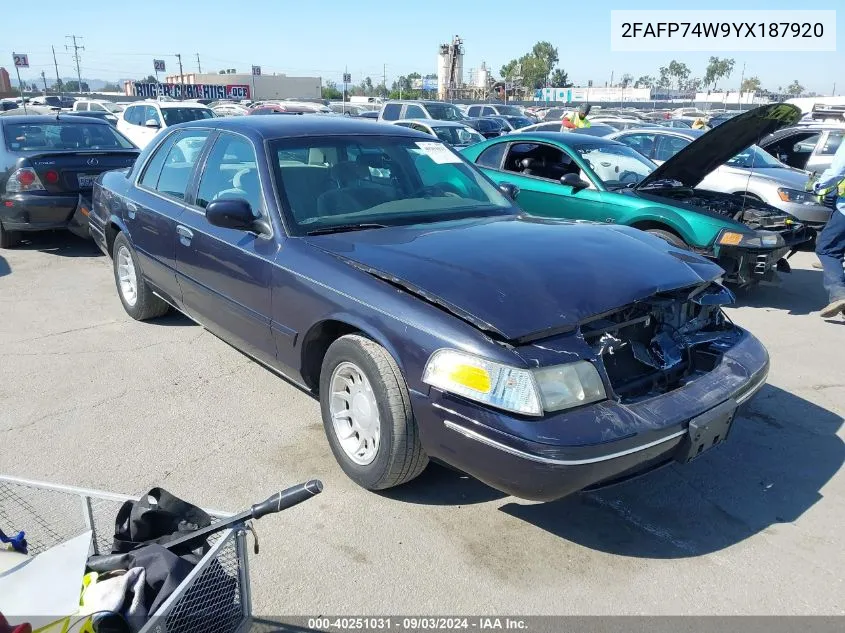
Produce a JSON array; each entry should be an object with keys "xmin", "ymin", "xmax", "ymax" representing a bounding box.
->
[{"xmin": 412, "ymin": 330, "xmax": 769, "ymax": 501}]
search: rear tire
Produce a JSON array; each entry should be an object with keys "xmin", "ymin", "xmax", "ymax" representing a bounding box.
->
[
  {"xmin": 0, "ymin": 223, "xmax": 21, "ymax": 249},
  {"xmin": 112, "ymin": 232, "xmax": 169, "ymax": 321},
  {"xmin": 646, "ymin": 228, "xmax": 689, "ymax": 250},
  {"xmin": 319, "ymin": 334, "xmax": 428, "ymax": 491}
]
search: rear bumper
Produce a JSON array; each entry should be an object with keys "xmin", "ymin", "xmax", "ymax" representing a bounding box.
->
[
  {"xmin": 1, "ymin": 194, "xmax": 78, "ymax": 231},
  {"xmin": 1, "ymin": 193, "xmax": 92, "ymax": 239},
  {"xmin": 414, "ymin": 331, "xmax": 769, "ymax": 501}
]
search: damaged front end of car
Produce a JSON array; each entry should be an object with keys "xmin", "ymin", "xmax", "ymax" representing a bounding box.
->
[
  {"xmin": 526, "ymin": 281, "xmax": 742, "ymax": 404},
  {"xmin": 643, "ymin": 186, "xmax": 813, "ymax": 285}
]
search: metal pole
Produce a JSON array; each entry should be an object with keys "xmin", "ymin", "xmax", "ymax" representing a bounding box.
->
[
  {"xmin": 176, "ymin": 53, "xmax": 184, "ymax": 99},
  {"xmin": 251, "ymin": 67, "xmax": 256, "ymax": 101},
  {"xmin": 195, "ymin": 52, "xmax": 202, "ymax": 73},
  {"xmin": 738, "ymin": 62, "xmax": 745, "ymax": 112},
  {"xmin": 41, "ymin": 71, "xmax": 47, "ymax": 94},
  {"xmin": 15, "ymin": 64, "xmax": 27, "ymax": 113},
  {"xmin": 154, "ymin": 68, "xmax": 160, "ymax": 100},
  {"xmin": 66, "ymin": 35, "xmax": 84, "ymax": 94},
  {"xmin": 52, "ymin": 45, "xmax": 61, "ymax": 94}
]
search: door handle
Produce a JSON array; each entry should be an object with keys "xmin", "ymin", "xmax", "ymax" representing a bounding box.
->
[
  {"xmin": 126, "ymin": 202, "xmax": 137, "ymax": 219},
  {"xmin": 176, "ymin": 225, "xmax": 193, "ymax": 246}
]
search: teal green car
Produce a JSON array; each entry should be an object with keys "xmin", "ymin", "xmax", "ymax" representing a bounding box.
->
[{"xmin": 461, "ymin": 103, "xmax": 812, "ymax": 286}]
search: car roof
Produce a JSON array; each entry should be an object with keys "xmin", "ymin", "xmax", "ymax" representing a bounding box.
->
[
  {"xmin": 141, "ymin": 101, "xmax": 210, "ymax": 109},
  {"xmin": 175, "ymin": 115, "xmax": 429, "ymax": 140},
  {"xmin": 396, "ymin": 118, "xmax": 467, "ymax": 128},
  {"xmin": 616, "ymin": 127, "xmax": 704, "ymax": 139},
  {"xmin": 0, "ymin": 114, "xmax": 110, "ymax": 125},
  {"xmin": 505, "ymin": 131, "xmax": 621, "ymax": 147},
  {"xmin": 384, "ymin": 100, "xmax": 456, "ymax": 106}
]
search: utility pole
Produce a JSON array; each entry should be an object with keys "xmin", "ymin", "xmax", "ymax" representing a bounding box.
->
[
  {"xmin": 195, "ymin": 53, "xmax": 202, "ymax": 74},
  {"xmin": 175, "ymin": 53, "xmax": 184, "ymax": 82},
  {"xmin": 833, "ymin": 82, "xmax": 837, "ymax": 97},
  {"xmin": 383, "ymin": 64, "xmax": 386, "ymax": 98},
  {"xmin": 40, "ymin": 71, "xmax": 47, "ymax": 94},
  {"xmin": 51, "ymin": 45, "xmax": 62, "ymax": 96},
  {"xmin": 65, "ymin": 35, "xmax": 84, "ymax": 94},
  {"xmin": 738, "ymin": 62, "xmax": 746, "ymax": 112}
]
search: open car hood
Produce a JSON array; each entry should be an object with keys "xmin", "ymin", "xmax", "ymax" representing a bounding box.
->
[
  {"xmin": 305, "ymin": 216, "xmax": 724, "ymax": 343},
  {"xmin": 636, "ymin": 103, "xmax": 803, "ymax": 190}
]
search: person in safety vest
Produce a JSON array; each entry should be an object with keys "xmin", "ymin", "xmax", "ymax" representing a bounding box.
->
[
  {"xmin": 692, "ymin": 118, "xmax": 707, "ymax": 130},
  {"xmin": 562, "ymin": 103, "xmax": 591, "ymax": 129},
  {"xmin": 810, "ymin": 138, "xmax": 845, "ymax": 318}
]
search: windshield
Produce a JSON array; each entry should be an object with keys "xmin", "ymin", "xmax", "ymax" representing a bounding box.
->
[
  {"xmin": 425, "ymin": 103, "xmax": 465, "ymax": 121},
  {"xmin": 574, "ymin": 142, "xmax": 656, "ymax": 188},
  {"xmin": 161, "ymin": 107, "xmax": 215, "ymax": 125},
  {"xmin": 101, "ymin": 102, "xmax": 123, "ymax": 113},
  {"xmin": 270, "ymin": 135, "xmax": 514, "ymax": 235},
  {"xmin": 726, "ymin": 145, "xmax": 784, "ymax": 169},
  {"xmin": 432, "ymin": 125, "xmax": 485, "ymax": 146},
  {"xmin": 507, "ymin": 116, "xmax": 533, "ymax": 129},
  {"xmin": 4, "ymin": 121, "xmax": 135, "ymax": 151}
]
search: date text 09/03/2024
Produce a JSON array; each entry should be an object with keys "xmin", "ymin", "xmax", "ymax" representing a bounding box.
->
[{"xmin": 306, "ymin": 617, "xmax": 529, "ymax": 631}]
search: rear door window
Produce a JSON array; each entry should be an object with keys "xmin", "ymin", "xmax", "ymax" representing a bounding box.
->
[
  {"xmin": 404, "ymin": 104, "xmax": 427, "ymax": 119},
  {"xmin": 615, "ymin": 133, "xmax": 657, "ymax": 159},
  {"xmin": 140, "ymin": 130, "xmax": 210, "ymax": 199},
  {"xmin": 380, "ymin": 103, "xmax": 402, "ymax": 121},
  {"xmin": 654, "ymin": 135, "xmax": 690, "ymax": 162},
  {"xmin": 144, "ymin": 106, "xmax": 161, "ymax": 126},
  {"xmin": 819, "ymin": 131, "xmax": 843, "ymax": 155},
  {"xmin": 467, "ymin": 106, "xmax": 481, "ymax": 117},
  {"xmin": 475, "ymin": 143, "xmax": 507, "ymax": 169}
]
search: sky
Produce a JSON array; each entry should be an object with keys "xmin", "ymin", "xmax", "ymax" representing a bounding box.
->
[{"xmin": 3, "ymin": 0, "xmax": 842, "ymax": 94}]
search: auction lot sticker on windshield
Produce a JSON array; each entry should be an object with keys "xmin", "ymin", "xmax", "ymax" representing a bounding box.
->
[{"xmin": 415, "ymin": 142, "xmax": 461, "ymax": 164}]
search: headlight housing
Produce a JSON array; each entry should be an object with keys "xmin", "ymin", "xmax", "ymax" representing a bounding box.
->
[
  {"xmin": 422, "ymin": 349, "xmax": 606, "ymax": 417},
  {"xmin": 717, "ymin": 229, "xmax": 784, "ymax": 249},
  {"xmin": 777, "ymin": 187, "xmax": 819, "ymax": 205}
]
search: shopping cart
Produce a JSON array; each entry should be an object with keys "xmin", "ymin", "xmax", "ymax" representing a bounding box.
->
[{"xmin": 0, "ymin": 474, "xmax": 322, "ymax": 633}]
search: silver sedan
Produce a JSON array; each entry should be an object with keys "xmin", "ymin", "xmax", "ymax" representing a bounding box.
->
[{"xmin": 608, "ymin": 127, "xmax": 832, "ymax": 229}]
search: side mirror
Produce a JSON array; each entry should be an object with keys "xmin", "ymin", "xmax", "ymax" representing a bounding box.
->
[
  {"xmin": 499, "ymin": 182, "xmax": 520, "ymax": 200},
  {"xmin": 561, "ymin": 173, "xmax": 589, "ymax": 190},
  {"xmin": 206, "ymin": 198, "xmax": 255, "ymax": 231},
  {"xmin": 144, "ymin": 119, "xmax": 161, "ymax": 128}
]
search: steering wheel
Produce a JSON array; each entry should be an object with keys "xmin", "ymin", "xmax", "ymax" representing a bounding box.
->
[
  {"xmin": 410, "ymin": 183, "xmax": 462, "ymax": 198},
  {"xmin": 618, "ymin": 170, "xmax": 640, "ymax": 184}
]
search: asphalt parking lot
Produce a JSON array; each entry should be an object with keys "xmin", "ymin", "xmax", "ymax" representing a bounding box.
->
[{"xmin": 1, "ymin": 233, "xmax": 843, "ymax": 616}]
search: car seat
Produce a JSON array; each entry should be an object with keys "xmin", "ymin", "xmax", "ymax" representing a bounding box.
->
[{"xmin": 59, "ymin": 126, "xmax": 85, "ymax": 148}]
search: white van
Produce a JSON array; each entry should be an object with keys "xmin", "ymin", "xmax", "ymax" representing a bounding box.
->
[{"xmin": 349, "ymin": 96, "xmax": 383, "ymax": 105}]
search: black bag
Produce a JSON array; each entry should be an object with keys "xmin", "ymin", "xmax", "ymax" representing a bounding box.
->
[{"xmin": 111, "ymin": 488, "xmax": 212, "ymax": 555}]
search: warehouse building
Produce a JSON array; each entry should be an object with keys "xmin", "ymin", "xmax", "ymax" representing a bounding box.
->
[{"xmin": 125, "ymin": 71, "xmax": 321, "ymax": 100}]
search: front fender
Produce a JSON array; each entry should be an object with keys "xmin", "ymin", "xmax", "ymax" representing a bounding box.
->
[{"xmin": 625, "ymin": 206, "xmax": 720, "ymax": 249}]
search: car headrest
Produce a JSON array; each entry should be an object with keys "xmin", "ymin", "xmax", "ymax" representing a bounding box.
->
[
  {"xmin": 233, "ymin": 169, "xmax": 258, "ymax": 190},
  {"xmin": 332, "ymin": 161, "xmax": 369, "ymax": 185},
  {"xmin": 60, "ymin": 126, "xmax": 85, "ymax": 146}
]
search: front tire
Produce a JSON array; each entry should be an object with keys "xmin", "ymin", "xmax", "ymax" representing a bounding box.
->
[
  {"xmin": 0, "ymin": 222, "xmax": 21, "ymax": 249},
  {"xmin": 647, "ymin": 228, "xmax": 689, "ymax": 250},
  {"xmin": 319, "ymin": 334, "xmax": 428, "ymax": 490},
  {"xmin": 112, "ymin": 232, "xmax": 169, "ymax": 320}
]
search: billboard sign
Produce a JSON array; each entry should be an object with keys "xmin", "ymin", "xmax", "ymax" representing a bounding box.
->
[{"xmin": 132, "ymin": 83, "xmax": 251, "ymax": 100}]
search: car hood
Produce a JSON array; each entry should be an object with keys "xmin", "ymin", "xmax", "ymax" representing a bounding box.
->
[
  {"xmin": 304, "ymin": 216, "xmax": 724, "ymax": 342},
  {"xmin": 636, "ymin": 103, "xmax": 803, "ymax": 190}
]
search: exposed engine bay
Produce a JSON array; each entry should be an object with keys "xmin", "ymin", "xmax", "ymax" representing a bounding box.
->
[
  {"xmin": 581, "ymin": 282, "xmax": 741, "ymax": 402},
  {"xmin": 650, "ymin": 186, "xmax": 797, "ymax": 231}
]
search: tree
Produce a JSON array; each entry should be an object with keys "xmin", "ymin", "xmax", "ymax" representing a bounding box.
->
[
  {"xmin": 741, "ymin": 76, "xmax": 762, "ymax": 94},
  {"xmin": 703, "ymin": 56, "xmax": 735, "ymax": 91},
  {"xmin": 684, "ymin": 77, "xmax": 702, "ymax": 92},
  {"xmin": 634, "ymin": 75, "xmax": 655, "ymax": 89},
  {"xmin": 786, "ymin": 80, "xmax": 804, "ymax": 97},
  {"xmin": 322, "ymin": 79, "xmax": 342, "ymax": 100},
  {"xmin": 140, "ymin": 75, "xmax": 157, "ymax": 83},
  {"xmin": 531, "ymin": 41, "xmax": 559, "ymax": 86},
  {"xmin": 102, "ymin": 82, "xmax": 121, "ymax": 92},
  {"xmin": 500, "ymin": 59, "xmax": 519, "ymax": 80},
  {"xmin": 657, "ymin": 66, "xmax": 671, "ymax": 89},
  {"xmin": 218, "ymin": 69, "xmax": 227, "ymax": 74},
  {"xmin": 63, "ymin": 80, "xmax": 89, "ymax": 92},
  {"xmin": 620, "ymin": 73, "xmax": 634, "ymax": 88},
  {"xmin": 667, "ymin": 60, "xmax": 690, "ymax": 90},
  {"xmin": 549, "ymin": 68, "xmax": 572, "ymax": 88}
]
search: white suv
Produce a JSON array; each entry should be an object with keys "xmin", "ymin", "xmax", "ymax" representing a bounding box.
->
[{"xmin": 117, "ymin": 101, "xmax": 214, "ymax": 149}]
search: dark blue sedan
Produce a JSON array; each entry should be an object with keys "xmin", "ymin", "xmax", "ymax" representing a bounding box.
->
[{"xmin": 90, "ymin": 116, "xmax": 769, "ymax": 501}]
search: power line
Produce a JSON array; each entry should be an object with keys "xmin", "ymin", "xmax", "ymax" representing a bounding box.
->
[{"xmin": 65, "ymin": 35, "xmax": 84, "ymax": 92}]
